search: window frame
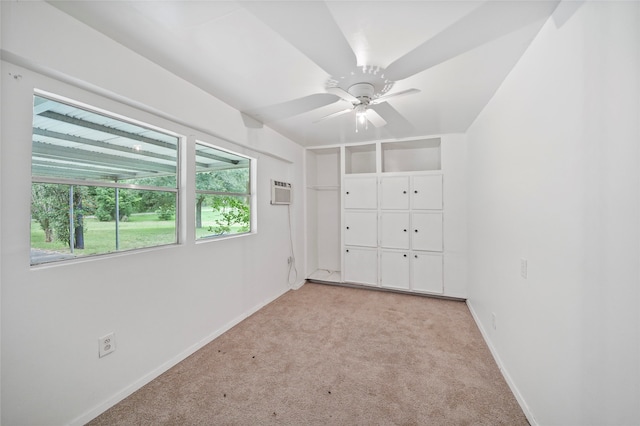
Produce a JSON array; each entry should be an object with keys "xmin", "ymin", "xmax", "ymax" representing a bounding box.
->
[
  {"xmin": 194, "ymin": 140, "xmax": 255, "ymax": 241},
  {"xmin": 30, "ymin": 90, "xmax": 183, "ymax": 265}
]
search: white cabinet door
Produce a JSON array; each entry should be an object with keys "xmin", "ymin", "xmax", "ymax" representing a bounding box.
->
[
  {"xmin": 344, "ymin": 247, "xmax": 378, "ymax": 286},
  {"xmin": 411, "ymin": 212, "xmax": 443, "ymax": 252},
  {"xmin": 380, "ymin": 250, "xmax": 410, "ymax": 290},
  {"xmin": 380, "ymin": 176, "xmax": 409, "ymax": 210},
  {"xmin": 411, "ymin": 175, "xmax": 442, "ymax": 210},
  {"xmin": 344, "ymin": 211, "xmax": 377, "ymax": 247},
  {"xmin": 411, "ymin": 252, "xmax": 443, "ymax": 294},
  {"xmin": 344, "ymin": 176, "xmax": 377, "ymax": 209},
  {"xmin": 380, "ymin": 212, "xmax": 410, "ymax": 249}
]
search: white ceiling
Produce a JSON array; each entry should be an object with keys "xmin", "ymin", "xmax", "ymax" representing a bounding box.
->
[{"xmin": 49, "ymin": 1, "xmax": 559, "ymax": 147}]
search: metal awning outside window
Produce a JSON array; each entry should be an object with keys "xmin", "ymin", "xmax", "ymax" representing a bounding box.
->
[{"xmin": 32, "ymin": 95, "xmax": 249, "ymax": 185}]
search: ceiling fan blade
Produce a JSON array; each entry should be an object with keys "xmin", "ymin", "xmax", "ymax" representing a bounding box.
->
[
  {"xmin": 385, "ymin": 1, "xmax": 559, "ymax": 81},
  {"xmin": 366, "ymin": 109, "xmax": 387, "ymax": 128},
  {"xmin": 245, "ymin": 93, "xmax": 339, "ymax": 124},
  {"xmin": 370, "ymin": 102, "xmax": 415, "ymax": 138},
  {"xmin": 240, "ymin": 1, "xmax": 357, "ymax": 77},
  {"xmin": 370, "ymin": 88, "xmax": 421, "ymax": 105},
  {"xmin": 327, "ymin": 87, "xmax": 360, "ymax": 104},
  {"xmin": 314, "ymin": 107, "xmax": 353, "ymax": 124}
]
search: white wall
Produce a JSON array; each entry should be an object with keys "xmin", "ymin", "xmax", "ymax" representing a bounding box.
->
[
  {"xmin": 0, "ymin": 2, "xmax": 3, "ymax": 422},
  {"xmin": 441, "ymin": 134, "xmax": 467, "ymax": 298},
  {"xmin": 0, "ymin": 2, "xmax": 305, "ymax": 425},
  {"xmin": 466, "ymin": 2, "xmax": 639, "ymax": 425}
]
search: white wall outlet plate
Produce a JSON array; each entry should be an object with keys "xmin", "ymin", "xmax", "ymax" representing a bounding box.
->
[{"xmin": 99, "ymin": 332, "xmax": 116, "ymax": 358}]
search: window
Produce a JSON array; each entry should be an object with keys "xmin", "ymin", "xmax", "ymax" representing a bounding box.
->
[
  {"xmin": 195, "ymin": 142, "xmax": 252, "ymax": 239},
  {"xmin": 30, "ymin": 94, "xmax": 180, "ymax": 265}
]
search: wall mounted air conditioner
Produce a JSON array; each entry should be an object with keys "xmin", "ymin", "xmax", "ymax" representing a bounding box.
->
[{"xmin": 271, "ymin": 180, "xmax": 292, "ymax": 205}]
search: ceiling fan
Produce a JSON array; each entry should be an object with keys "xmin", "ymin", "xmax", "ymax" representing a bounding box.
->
[
  {"xmin": 318, "ymin": 83, "xmax": 421, "ymax": 132},
  {"xmin": 240, "ymin": 1, "xmax": 560, "ymax": 137}
]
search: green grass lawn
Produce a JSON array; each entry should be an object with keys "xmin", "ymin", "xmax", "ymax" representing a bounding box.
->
[
  {"xmin": 31, "ymin": 207, "xmax": 249, "ymax": 259},
  {"xmin": 196, "ymin": 207, "xmax": 248, "ymax": 239}
]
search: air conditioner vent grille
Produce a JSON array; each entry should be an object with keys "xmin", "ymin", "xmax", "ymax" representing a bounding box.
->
[{"xmin": 271, "ymin": 180, "xmax": 292, "ymax": 205}]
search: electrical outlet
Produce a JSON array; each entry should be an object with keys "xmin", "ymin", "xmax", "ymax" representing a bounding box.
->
[
  {"xmin": 520, "ymin": 258, "xmax": 528, "ymax": 279},
  {"xmin": 492, "ymin": 313, "xmax": 497, "ymax": 330},
  {"xmin": 99, "ymin": 332, "xmax": 116, "ymax": 358}
]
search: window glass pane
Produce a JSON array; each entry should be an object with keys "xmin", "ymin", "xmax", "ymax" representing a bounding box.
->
[
  {"xmin": 195, "ymin": 195, "xmax": 251, "ymax": 239},
  {"xmin": 31, "ymin": 94, "xmax": 180, "ymax": 265},
  {"xmin": 195, "ymin": 168, "xmax": 249, "ymax": 193},
  {"xmin": 31, "ymin": 184, "xmax": 177, "ymax": 265},
  {"xmin": 195, "ymin": 144, "xmax": 250, "ymax": 193},
  {"xmin": 116, "ymin": 189, "xmax": 177, "ymax": 251},
  {"xmin": 32, "ymin": 95, "xmax": 178, "ymax": 186},
  {"xmin": 195, "ymin": 142, "xmax": 252, "ymax": 240}
]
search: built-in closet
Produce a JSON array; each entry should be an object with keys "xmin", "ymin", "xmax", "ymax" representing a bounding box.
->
[
  {"xmin": 305, "ymin": 136, "xmax": 466, "ymax": 298},
  {"xmin": 305, "ymin": 147, "xmax": 342, "ymax": 282}
]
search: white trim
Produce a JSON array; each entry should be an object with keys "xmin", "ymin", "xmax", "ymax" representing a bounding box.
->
[
  {"xmin": 466, "ymin": 300, "xmax": 538, "ymax": 426},
  {"xmin": 68, "ymin": 286, "xmax": 291, "ymax": 426},
  {"xmin": 32, "ymin": 177, "xmax": 180, "ymax": 193},
  {"xmin": 291, "ymin": 279, "xmax": 306, "ymax": 290},
  {"xmin": 306, "ymin": 135, "xmax": 449, "ymax": 151}
]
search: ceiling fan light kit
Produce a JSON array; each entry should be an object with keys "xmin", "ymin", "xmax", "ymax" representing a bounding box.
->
[
  {"xmin": 349, "ymin": 83, "xmax": 374, "ymax": 132},
  {"xmin": 355, "ymin": 104, "xmax": 368, "ymax": 133}
]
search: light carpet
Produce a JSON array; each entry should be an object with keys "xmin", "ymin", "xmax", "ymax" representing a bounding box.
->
[{"xmin": 88, "ymin": 282, "xmax": 527, "ymax": 425}]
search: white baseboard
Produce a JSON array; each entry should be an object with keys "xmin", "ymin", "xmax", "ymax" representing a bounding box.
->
[
  {"xmin": 466, "ymin": 300, "xmax": 538, "ymax": 426},
  {"xmin": 70, "ymin": 287, "xmax": 290, "ymax": 426},
  {"xmin": 291, "ymin": 278, "xmax": 306, "ymax": 290}
]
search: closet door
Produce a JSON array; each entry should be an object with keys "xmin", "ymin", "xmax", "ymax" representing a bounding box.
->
[
  {"xmin": 380, "ymin": 250, "xmax": 410, "ymax": 290},
  {"xmin": 344, "ymin": 176, "xmax": 377, "ymax": 209},
  {"xmin": 411, "ymin": 252, "xmax": 443, "ymax": 294},
  {"xmin": 380, "ymin": 176, "xmax": 409, "ymax": 210},
  {"xmin": 380, "ymin": 212, "xmax": 410, "ymax": 249},
  {"xmin": 411, "ymin": 212, "xmax": 443, "ymax": 252},
  {"xmin": 344, "ymin": 247, "xmax": 378, "ymax": 286},
  {"xmin": 411, "ymin": 175, "xmax": 442, "ymax": 210},
  {"xmin": 344, "ymin": 211, "xmax": 377, "ymax": 247}
]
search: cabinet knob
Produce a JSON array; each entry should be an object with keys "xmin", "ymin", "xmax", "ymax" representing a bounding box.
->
[
  {"xmin": 403, "ymin": 254, "xmax": 407, "ymax": 258},
  {"xmin": 415, "ymin": 255, "xmax": 418, "ymax": 258},
  {"xmin": 414, "ymin": 190, "xmax": 418, "ymax": 194},
  {"xmin": 346, "ymin": 191, "xmax": 350, "ymax": 195},
  {"xmin": 403, "ymin": 229, "xmax": 407, "ymax": 232},
  {"xmin": 346, "ymin": 249, "xmax": 349, "ymax": 253},
  {"xmin": 414, "ymin": 229, "xmax": 419, "ymax": 233},
  {"xmin": 403, "ymin": 190, "xmax": 407, "ymax": 194},
  {"xmin": 346, "ymin": 226, "xmax": 350, "ymax": 230}
]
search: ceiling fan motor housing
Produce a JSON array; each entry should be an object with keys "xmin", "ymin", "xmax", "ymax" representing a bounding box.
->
[{"xmin": 348, "ymin": 83, "xmax": 375, "ymax": 104}]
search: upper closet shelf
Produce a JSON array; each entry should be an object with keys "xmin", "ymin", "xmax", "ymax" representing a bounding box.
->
[
  {"xmin": 343, "ymin": 138, "xmax": 441, "ymax": 175},
  {"xmin": 307, "ymin": 185, "xmax": 340, "ymax": 191}
]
